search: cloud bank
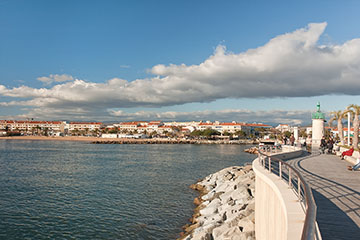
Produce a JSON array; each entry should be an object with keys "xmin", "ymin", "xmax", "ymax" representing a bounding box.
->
[
  {"xmin": 1, "ymin": 22, "xmax": 360, "ymax": 121},
  {"xmin": 0, "ymin": 108, "xmax": 312, "ymax": 126},
  {"xmin": 108, "ymin": 109, "xmax": 312, "ymax": 126}
]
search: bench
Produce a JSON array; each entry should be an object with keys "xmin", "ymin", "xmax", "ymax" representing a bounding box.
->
[
  {"xmin": 336, "ymin": 146, "xmax": 359, "ymax": 165},
  {"xmin": 344, "ymin": 156, "xmax": 358, "ymax": 165}
]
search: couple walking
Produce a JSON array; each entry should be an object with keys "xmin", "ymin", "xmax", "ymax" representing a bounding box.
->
[{"xmin": 320, "ymin": 136, "xmax": 334, "ymax": 154}]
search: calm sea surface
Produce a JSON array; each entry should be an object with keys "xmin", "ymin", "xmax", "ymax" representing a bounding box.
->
[{"xmin": 0, "ymin": 140, "xmax": 255, "ymax": 240}]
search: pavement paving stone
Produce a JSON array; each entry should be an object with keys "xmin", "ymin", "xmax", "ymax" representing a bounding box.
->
[{"xmin": 287, "ymin": 152, "xmax": 360, "ymax": 239}]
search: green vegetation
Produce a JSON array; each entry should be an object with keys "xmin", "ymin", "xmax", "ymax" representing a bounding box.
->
[
  {"xmin": 329, "ymin": 110, "xmax": 347, "ymax": 145},
  {"xmin": 235, "ymin": 130, "xmax": 247, "ymax": 139},
  {"xmin": 283, "ymin": 131, "xmax": 291, "ymax": 138},
  {"xmin": 330, "ymin": 104, "xmax": 360, "ymax": 150},
  {"xmin": 346, "ymin": 104, "xmax": 360, "ymax": 149},
  {"xmin": 190, "ymin": 129, "xmax": 220, "ymax": 138}
]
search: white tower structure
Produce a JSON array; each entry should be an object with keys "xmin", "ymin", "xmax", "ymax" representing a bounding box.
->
[
  {"xmin": 311, "ymin": 102, "xmax": 325, "ymax": 147},
  {"xmin": 294, "ymin": 126, "xmax": 299, "ymax": 143}
]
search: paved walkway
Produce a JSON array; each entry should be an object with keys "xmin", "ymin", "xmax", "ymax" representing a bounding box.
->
[{"xmin": 288, "ymin": 153, "xmax": 360, "ymax": 240}]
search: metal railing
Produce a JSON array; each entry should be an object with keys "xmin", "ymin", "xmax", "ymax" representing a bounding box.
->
[{"xmin": 258, "ymin": 150, "xmax": 319, "ymax": 240}]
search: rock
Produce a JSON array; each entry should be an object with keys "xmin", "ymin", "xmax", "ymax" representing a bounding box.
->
[
  {"xmin": 193, "ymin": 197, "xmax": 202, "ymax": 205},
  {"xmin": 184, "ymin": 223, "xmax": 200, "ymax": 233},
  {"xmin": 244, "ymin": 147, "xmax": 258, "ymax": 154},
  {"xmin": 190, "ymin": 183, "xmax": 206, "ymax": 193},
  {"xmin": 220, "ymin": 226, "xmax": 244, "ymax": 240},
  {"xmin": 201, "ymin": 190, "xmax": 215, "ymax": 201},
  {"xmin": 180, "ymin": 166, "xmax": 255, "ymax": 240},
  {"xmin": 212, "ymin": 223, "xmax": 231, "ymax": 238}
]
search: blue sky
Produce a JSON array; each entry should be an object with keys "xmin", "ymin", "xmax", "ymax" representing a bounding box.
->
[{"xmin": 1, "ymin": 0, "xmax": 360, "ymax": 125}]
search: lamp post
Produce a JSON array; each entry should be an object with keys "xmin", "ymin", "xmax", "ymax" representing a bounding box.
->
[{"xmin": 348, "ymin": 112, "xmax": 351, "ymax": 146}]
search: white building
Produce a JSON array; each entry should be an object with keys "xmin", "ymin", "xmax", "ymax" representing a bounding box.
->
[
  {"xmin": 146, "ymin": 121, "xmax": 163, "ymax": 132},
  {"xmin": 117, "ymin": 122, "xmax": 140, "ymax": 132},
  {"xmin": 164, "ymin": 121, "xmax": 201, "ymax": 127},
  {"xmin": 197, "ymin": 122, "xmax": 214, "ymax": 131},
  {"xmin": 275, "ymin": 124, "xmax": 291, "ymax": 133},
  {"xmin": 0, "ymin": 120, "xmax": 67, "ymax": 134},
  {"xmin": 196, "ymin": 121, "xmax": 254, "ymax": 134},
  {"xmin": 219, "ymin": 122, "xmax": 246, "ymax": 133},
  {"xmin": 68, "ymin": 122, "xmax": 102, "ymax": 132},
  {"xmin": 157, "ymin": 126, "xmax": 174, "ymax": 134}
]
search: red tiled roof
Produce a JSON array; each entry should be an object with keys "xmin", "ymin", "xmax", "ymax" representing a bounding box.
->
[
  {"xmin": 120, "ymin": 122, "xmax": 138, "ymax": 125},
  {"xmin": 219, "ymin": 123, "xmax": 244, "ymax": 126},
  {"xmin": 335, "ymin": 127, "xmax": 354, "ymax": 131},
  {"xmin": 199, "ymin": 123, "xmax": 213, "ymax": 126},
  {"xmin": 148, "ymin": 123, "xmax": 160, "ymax": 126},
  {"xmin": 70, "ymin": 122, "xmax": 102, "ymax": 125},
  {"xmin": 245, "ymin": 123, "xmax": 272, "ymax": 127},
  {"xmin": 1, "ymin": 120, "xmax": 63, "ymax": 124}
]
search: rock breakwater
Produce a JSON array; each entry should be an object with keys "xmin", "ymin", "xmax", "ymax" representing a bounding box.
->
[
  {"xmin": 244, "ymin": 147, "xmax": 258, "ymax": 154},
  {"xmin": 180, "ymin": 165, "xmax": 255, "ymax": 240}
]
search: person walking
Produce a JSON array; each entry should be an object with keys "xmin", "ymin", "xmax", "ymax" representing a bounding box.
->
[
  {"xmin": 290, "ymin": 134, "xmax": 295, "ymax": 146},
  {"xmin": 283, "ymin": 136, "xmax": 287, "ymax": 145},
  {"xmin": 320, "ymin": 136, "xmax": 327, "ymax": 154},
  {"xmin": 327, "ymin": 137, "xmax": 334, "ymax": 154}
]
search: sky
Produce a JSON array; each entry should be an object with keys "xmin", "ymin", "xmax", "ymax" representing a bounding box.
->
[{"xmin": 1, "ymin": 0, "xmax": 360, "ymax": 126}]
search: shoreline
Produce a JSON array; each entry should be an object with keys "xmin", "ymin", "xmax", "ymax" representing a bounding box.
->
[
  {"xmin": 0, "ymin": 136, "xmax": 100, "ymax": 142},
  {"xmin": 0, "ymin": 136, "xmax": 257, "ymax": 144}
]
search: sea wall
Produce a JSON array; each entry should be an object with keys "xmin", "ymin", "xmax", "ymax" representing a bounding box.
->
[
  {"xmin": 180, "ymin": 147, "xmax": 305, "ymax": 240},
  {"xmin": 253, "ymin": 148, "xmax": 305, "ymax": 240},
  {"xmin": 180, "ymin": 165, "xmax": 255, "ymax": 240}
]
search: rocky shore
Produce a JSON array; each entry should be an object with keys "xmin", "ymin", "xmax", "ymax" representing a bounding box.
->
[
  {"xmin": 180, "ymin": 165, "xmax": 255, "ymax": 240},
  {"xmin": 244, "ymin": 147, "xmax": 258, "ymax": 154},
  {"xmin": 0, "ymin": 136, "xmax": 258, "ymax": 145}
]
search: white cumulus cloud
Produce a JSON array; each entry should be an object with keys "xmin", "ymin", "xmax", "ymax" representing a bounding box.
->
[{"xmin": 1, "ymin": 22, "xmax": 360, "ymax": 120}]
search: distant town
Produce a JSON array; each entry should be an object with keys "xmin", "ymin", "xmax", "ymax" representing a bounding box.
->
[{"xmin": 0, "ymin": 119, "xmax": 351, "ymax": 142}]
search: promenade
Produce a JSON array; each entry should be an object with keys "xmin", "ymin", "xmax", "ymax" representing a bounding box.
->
[{"xmin": 288, "ymin": 152, "xmax": 360, "ymax": 240}]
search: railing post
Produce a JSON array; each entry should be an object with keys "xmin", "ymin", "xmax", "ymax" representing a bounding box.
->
[
  {"xmin": 268, "ymin": 157, "xmax": 271, "ymax": 173},
  {"xmin": 279, "ymin": 161, "xmax": 282, "ymax": 179},
  {"xmin": 289, "ymin": 168, "xmax": 292, "ymax": 187},
  {"xmin": 298, "ymin": 176, "xmax": 301, "ymax": 198}
]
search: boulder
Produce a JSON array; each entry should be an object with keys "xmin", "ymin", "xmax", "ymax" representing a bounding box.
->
[{"xmin": 180, "ymin": 166, "xmax": 255, "ymax": 240}]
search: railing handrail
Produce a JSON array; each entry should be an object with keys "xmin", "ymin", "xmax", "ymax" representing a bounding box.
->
[{"xmin": 258, "ymin": 150, "xmax": 318, "ymax": 240}]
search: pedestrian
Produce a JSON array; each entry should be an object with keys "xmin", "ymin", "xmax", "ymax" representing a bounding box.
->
[
  {"xmin": 283, "ymin": 136, "xmax": 287, "ymax": 145},
  {"xmin": 327, "ymin": 137, "xmax": 334, "ymax": 154},
  {"xmin": 290, "ymin": 134, "xmax": 295, "ymax": 146},
  {"xmin": 320, "ymin": 136, "xmax": 327, "ymax": 154}
]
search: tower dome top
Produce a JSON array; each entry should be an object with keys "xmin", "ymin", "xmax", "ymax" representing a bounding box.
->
[{"xmin": 312, "ymin": 102, "xmax": 325, "ymax": 119}]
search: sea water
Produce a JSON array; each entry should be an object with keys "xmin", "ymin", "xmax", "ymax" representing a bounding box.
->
[{"xmin": 0, "ymin": 140, "xmax": 255, "ymax": 239}]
